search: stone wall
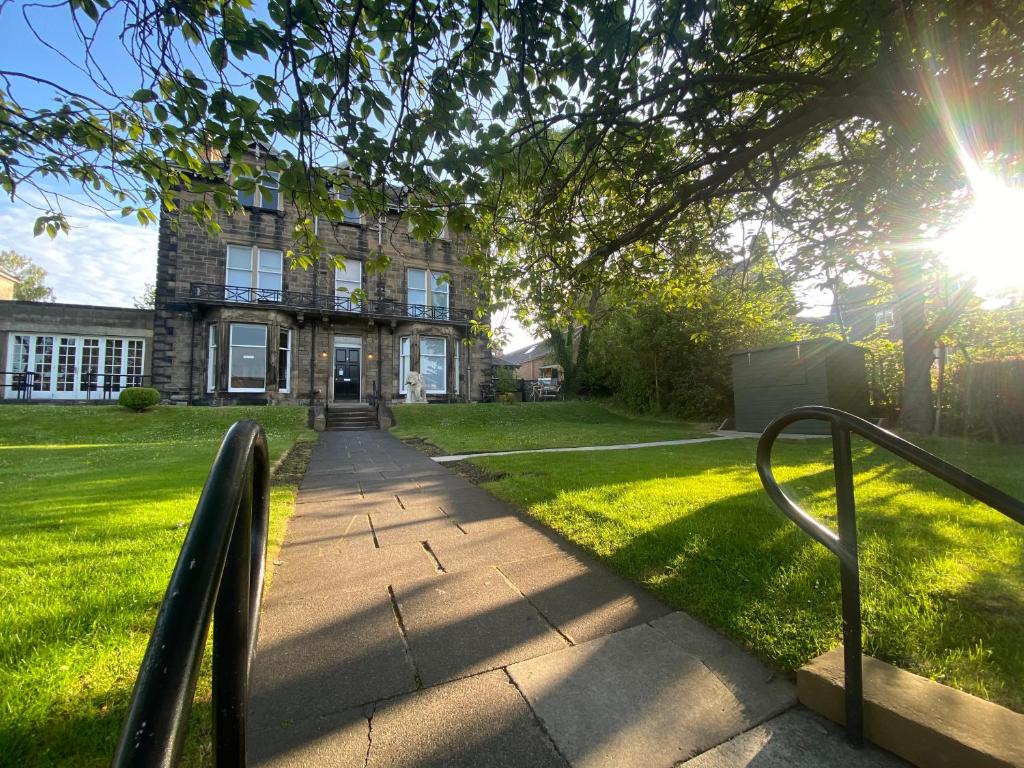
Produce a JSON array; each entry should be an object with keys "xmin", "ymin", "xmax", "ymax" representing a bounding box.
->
[{"xmin": 154, "ymin": 178, "xmax": 492, "ymax": 405}]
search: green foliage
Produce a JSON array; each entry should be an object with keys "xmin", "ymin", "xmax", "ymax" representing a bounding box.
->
[
  {"xmin": 117, "ymin": 387, "xmax": 161, "ymax": 411},
  {"xmin": 474, "ymin": 436, "xmax": 1024, "ymax": 712},
  {"xmin": 585, "ymin": 255, "xmax": 799, "ymax": 419},
  {"xmin": 132, "ymin": 282, "xmax": 156, "ymax": 309},
  {"xmin": 0, "ymin": 405, "xmax": 312, "ymax": 766},
  {"xmin": 493, "ymin": 367, "xmax": 518, "ymax": 395},
  {"xmin": 5, "ymin": 1, "xmax": 1022, "ymax": 275},
  {"xmin": 0, "ymin": 250, "xmax": 55, "ymax": 302},
  {"xmin": 856, "ymin": 330, "xmax": 903, "ymax": 420}
]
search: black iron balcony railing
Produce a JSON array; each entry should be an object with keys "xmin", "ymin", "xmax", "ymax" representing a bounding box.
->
[
  {"xmin": 112, "ymin": 420, "xmax": 270, "ymax": 768},
  {"xmin": 189, "ymin": 282, "xmax": 473, "ymax": 323},
  {"xmin": 756, "ymin": 406, "xmax": 1024, "ymax": 747}
]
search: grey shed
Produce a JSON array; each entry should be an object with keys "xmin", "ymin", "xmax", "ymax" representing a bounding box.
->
[{"xmin": 730, "ymin": 339, "xmax": 870, "ymax": 434}]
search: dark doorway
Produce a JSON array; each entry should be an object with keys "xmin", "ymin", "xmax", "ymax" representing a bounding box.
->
[{"xmin": 333, "ymin": 347, "xmax": 361, "ymax": 400}]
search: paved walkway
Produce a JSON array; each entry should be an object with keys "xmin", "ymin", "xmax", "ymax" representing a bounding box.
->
[
  {"xmin": 248, "ymin": 430, "xmax": 903, "ymax": 767},
  {"xmin": 432, "ymin": 430, "xmax": 829, "ymax": 463}
]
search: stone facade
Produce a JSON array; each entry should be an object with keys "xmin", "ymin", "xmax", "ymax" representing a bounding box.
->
[{"xmin": 154, "ymin": 176, "xmax": 491, "ymax": 405}]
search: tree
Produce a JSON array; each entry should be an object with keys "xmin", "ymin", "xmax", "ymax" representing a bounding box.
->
[
  {"xmin": 586, "ymin": 254, "xmax": 799, "ymax": 417},
  {"xmin": 4, "ymin": 0, "xmax": 1024, "ymax": 423},
  {"xmin": 0, "ymin": 250, "xmax": 55, "ymax": 302},
  {"xmin": 132, "ymin": 282, "xmax": 157, "ymax": 309}
]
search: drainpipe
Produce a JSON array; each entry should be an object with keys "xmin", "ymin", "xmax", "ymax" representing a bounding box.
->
[
  {"xmin": 187, "ymin": 309, "xmax": 196, "ymax": 405},
  {"xmin": 309, "ymin": 322, "xmax": 317, "ymax": 407},
  {"xmin": 309, "ymin": 228, "xmax": 319, "ymax": 408},
  {"xmin": 377, "ymin": 323, "xmax": 383, "ymax": 401}
]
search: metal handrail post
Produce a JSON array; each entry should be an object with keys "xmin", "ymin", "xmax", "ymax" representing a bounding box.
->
[
  {"xmin": 832, "ymin": 423, "xmax": 863, "ymax": 746},
  {"xmin": 756, "ymin": 405, "xmax": 1024, "ymax": 749}
]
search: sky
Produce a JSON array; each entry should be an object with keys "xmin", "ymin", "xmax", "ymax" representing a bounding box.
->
[
  {"xmin": 0, "ymin": 1, "xmax": 546, "ymax": 347},
  {"xmin": 0, "ymin": 200, "xmax": 158, "ymax": 308}
]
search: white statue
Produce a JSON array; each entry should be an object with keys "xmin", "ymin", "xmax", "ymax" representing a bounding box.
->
[{"xmin": 405, "ymin": 371, "xmax": 427, "ymax": 403}]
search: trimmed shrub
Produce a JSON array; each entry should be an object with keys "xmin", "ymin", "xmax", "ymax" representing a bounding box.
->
[{"xmin": 118, "ymin": 387, "xmax": 161, "ymax": 412}]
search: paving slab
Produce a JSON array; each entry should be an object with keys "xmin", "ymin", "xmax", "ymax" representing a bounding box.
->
[
  {"xmin": 252, "ymin": 429, "xmax": 817, "ymax": 768},
  {"xmin": 392, "ymin": 568, "xmax": 569, "ymax": 686},
  {"xmin": 507, "ymin": 623, "xmax": 749, "ymax": 768},
  {"xmin": 370, "ymin": 506, "xmax": 467, "ymax": 547},
  {"xmin": 440, "ymin": 498, "xmax": 532, "ymax": 533},
  {"xmin": 249, "ymin": 705, "xmax": 369, "ymax": 768},
  {"xmin": 293, "ymin": 485, "xmax": 364, "ymax": 505},
  {"xmin": 649, "ymin": 611, "xmax": 796, "ymax": 723},
  {"xmin": 499, "ymin": 552, "xmax": 670, "ymax": 643},
  {"xmin": 365, "ymin": 670, "xmax": 567, "ymax": 768},
  {"xmin": 271, "ymin": 540, "xmax": 440, "ymax": 595},
  {"xmin": 677, "ymin": 707, "xmax": 908, "ymax": 767},
  {"xmin": 426, "ymin": 524, "xmax": 568, "ymax": 573},
  {"xmin": 276, "ymin": 515, "xmax": 366, "ymax": 553},
  {"xmin": 299, "ymin": 465, "xmax": 358, "ymax": 482},
  {"xmin": 395, "ymin": 485, "xmax": 504, "ymax": 511},
  {"xmin": 250, "ymin": 586, "xmax": 417, "ymax": 722}
]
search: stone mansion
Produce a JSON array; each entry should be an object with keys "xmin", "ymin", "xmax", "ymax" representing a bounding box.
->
[{"xmin": 1, "ymin": 157, "xmax": 492, "ymax": 406}]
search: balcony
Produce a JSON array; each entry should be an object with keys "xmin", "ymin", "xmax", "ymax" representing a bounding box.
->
[{"xmin": 187, "ymin": 283, "xmax": 474, "ymax": 324}]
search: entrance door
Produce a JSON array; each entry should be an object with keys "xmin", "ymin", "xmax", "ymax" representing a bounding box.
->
[{"xmin": 333, "ymin": 347, "xmax": 360, "ymax": 400}]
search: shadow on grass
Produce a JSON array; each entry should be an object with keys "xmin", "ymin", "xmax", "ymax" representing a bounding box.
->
[
  {"xmin": 0, "ymin": 683, "xmax": 215, "ymax": 768},
  {"xmin": 478, "ymin": 439, "xmax": 1024, "ymax": 711}
]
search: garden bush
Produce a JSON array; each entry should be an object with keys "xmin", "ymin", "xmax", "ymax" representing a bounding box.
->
[{"xmin": 118, "ymin": 387, "xmax": 161, "ymax": 412}]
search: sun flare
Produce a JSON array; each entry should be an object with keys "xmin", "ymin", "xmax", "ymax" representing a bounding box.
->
[{"xmin": 933, "ymin": 173, "xmax": 1024, "ymax": 295}]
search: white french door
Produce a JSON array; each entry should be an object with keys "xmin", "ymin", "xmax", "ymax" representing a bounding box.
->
[{"xmin": 4, "ymin": 332, "xmax": 145, "ymax": 399}]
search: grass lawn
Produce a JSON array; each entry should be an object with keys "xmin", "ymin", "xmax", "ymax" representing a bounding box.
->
[
  {"xmin": 0, "ymin": 405, "xmax": 314, "ymax": 767},
  {"xmin": 471, "ymin": 435, "xmax": 1024, "ymax": 712},
  {"xmin": 390, "ymin": 400, "xmax": 710, "ymax": 454}
]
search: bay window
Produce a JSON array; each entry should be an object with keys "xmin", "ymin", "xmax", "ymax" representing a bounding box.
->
[
  {"xmin": 399, "ymin": 336, "xmax": 410, "ymax": 394},
  {"xmin": 278, "ymin": 329, "xmax": 292, "ymax": 393},
  {"xmin": 420, "ymin": 337, "xmax": 446, "ymax": 394},
  {"xmin": 454, "ymin": 341, "xmax": 460, "ymax": 395},
  {"xmin": 207, "ymin": 325, "xmax": 218, "ymax": 393},
  {"xmin": 229, "ymin": 324, "xmax": 267, "ymax": 392}
]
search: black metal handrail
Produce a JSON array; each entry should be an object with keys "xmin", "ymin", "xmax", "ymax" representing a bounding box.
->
[
  {"xmin": 189, "ymin": 282, "xmax": 473, "ymax": 323},
  {"xmin": 0, "ymin": 370, "xmax": 37, "ymax": 399},
  {"xmin": 756, "ymin": 405, "xmax": 1024, "ymax": 747},
  {"xmin": 112, "ymin": 420, "xmax": 270, "ymax": 768}
]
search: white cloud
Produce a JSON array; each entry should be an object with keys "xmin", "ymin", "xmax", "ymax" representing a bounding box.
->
[{"xmin": 0, "ymin": 201, "xmax": 158, "ymax": 307}]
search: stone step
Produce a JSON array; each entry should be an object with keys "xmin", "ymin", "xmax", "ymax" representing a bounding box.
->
[{"xmin": 798, "ymin": 646, "xmax": 1024, "ymax": 768}]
